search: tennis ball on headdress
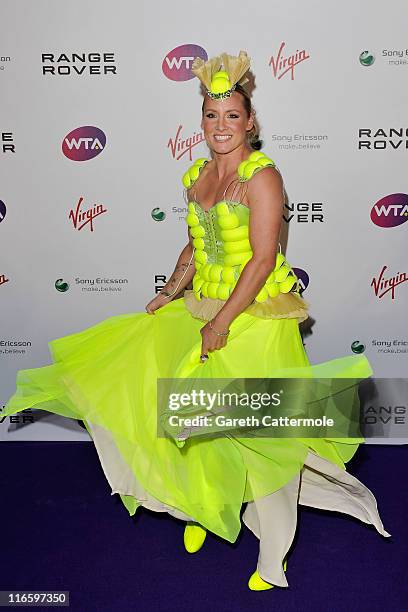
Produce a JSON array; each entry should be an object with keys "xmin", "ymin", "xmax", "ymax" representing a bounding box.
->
[{"xmin": 210, "ymin": 71, "xmax": 231, "ymax": 94}]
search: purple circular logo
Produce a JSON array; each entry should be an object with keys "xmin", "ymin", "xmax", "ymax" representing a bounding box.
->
[
  {"xmin": 62, "ymin": 126, "xmax": 106, "ymax": 161},
  {"xmin": 162, "ymin": 44, "xmax": 207, "ymax": 81},
  {"xmin": 371, "ymin": 193, "xmax": 408, "ymax": 228},
  {"xmin": 292, "ymin": 267, "xmax": 309, "ymax": 292},
  {"xmin": 0, "ymin": 200, "xmax": 6, "ymax": 223}
]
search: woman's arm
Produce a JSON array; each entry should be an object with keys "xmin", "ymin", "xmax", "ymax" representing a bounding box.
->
[
  {"xmin": 145, "ymin": 228, "xmax": 195, "ymax": 313},
  {"xmin": 161, "ymin": 233, "xmax": 196, "ymax": 298},
  {"xmin": 200, "ymin": 167, "xmax": 283, "ymax": 342}
]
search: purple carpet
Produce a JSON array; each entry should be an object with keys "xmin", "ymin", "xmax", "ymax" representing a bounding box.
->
[{"xmin": 0, "ymin": 442, "xmax": 405, "ymax": 611}]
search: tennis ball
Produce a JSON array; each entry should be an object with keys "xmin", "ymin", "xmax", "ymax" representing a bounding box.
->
[
  {"xmin": 243, "ymin": 161, "xmax": 260, "ymax": 180},
  {"xmin": 267, "ymin": 282, "xmax": 280, "ymax": 298},
  {"xmin": 211, "ymin": 75, "xmax": 230, "ymax": 94},
  {"xmin": 182, "ymin": 171, "xmax": 192, "ymax": 188},
  {"xmin": 194, "ymin": 250, "xmax": 207, "ymax": 265},
  {"xmin": 255, "ymin": 287, "xmax": 269, "ymax": 302},
  {"xmin": 274, "ymin": 252, "xmax": 286, "ymax": 271},
  {"xmin": 216, "ymin": 202, "xmax": 230, "ymax": 216},
  {"xmin": 221, "ymin": 266, "xmax": 235, "ymax": 284},
  {"xmin": 258, "ymin": 156, "xmax": 275, "ymax": 167},
  {"xmin": 189, "ymin": 165, "xmax": 200, "ymax": 182},
  {"xmin": 279, "ymin": 275, "xmax": 297, "ymax": 293},
  {"xmin": 217, "ymin": 213, "xmax": 239, "ymax": 230},
  {"xmin": 193, "ymin": 237, "xmax": 205, "ymax": 250},
  {"xmin": 190, "ymin": 224, "xmax": 205, "ymax": 238},
  {"xmin": 248, "ymin": 151, "xmax": 265, "ymax": 162},
  {"xmin": 217, "ymin": 283, "xmax": 231, "ymax": 300},
  {"xmin": 207, "ymin": 282, "xmax": 219, "ymax": 299},
  {"xmin": 209, "ymin": 264, "xmax": 222, "ymax": 282},
  {"xmin": 237, "ymin": 160, "xmax": 248, "ymax": 178},
  {"xmin": 275, "ymin": 263, "xmax": 291, "ymax": 283}
]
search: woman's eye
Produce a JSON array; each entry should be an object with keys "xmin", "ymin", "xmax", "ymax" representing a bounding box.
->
[{"xmin": 205, "ymin": 113, "xmax": 239, "ymax": 119}]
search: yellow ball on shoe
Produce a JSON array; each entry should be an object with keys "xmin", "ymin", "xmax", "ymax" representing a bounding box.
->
[
  {"xmin": 248, "ymin": 570, "xmax": 274, "ymax": 591},
  {"xmin": 183, "ymin": 523, "xmax": 207, "ymax": 553},
  {"xmin": 248, "ymin": 559, "xmax": 287, "ymax": 591}
]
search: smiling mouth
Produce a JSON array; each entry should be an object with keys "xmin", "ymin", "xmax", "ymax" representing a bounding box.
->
[{"xmin": 214, "ymin": 135, "xmax": 232, "ymax": 141}]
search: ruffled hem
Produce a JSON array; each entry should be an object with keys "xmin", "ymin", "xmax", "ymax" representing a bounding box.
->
[{"xmin": 183, "ymin": 289, "xmax": 310, "ymax": 323}]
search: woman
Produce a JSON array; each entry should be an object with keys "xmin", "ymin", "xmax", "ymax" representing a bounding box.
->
[{"xmin": 1, "ymin": 50, "xmax": 390, "ymax": 591}]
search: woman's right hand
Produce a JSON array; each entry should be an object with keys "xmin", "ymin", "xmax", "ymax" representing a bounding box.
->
[{"xmin": 145, "ymin": 293, "xmax": 172, "ymax": 314}]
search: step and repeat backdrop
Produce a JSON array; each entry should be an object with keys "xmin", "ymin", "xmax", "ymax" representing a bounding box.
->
[{"xmin": 0, "ymin": 1, "xmax": 407, "ymax": 442}]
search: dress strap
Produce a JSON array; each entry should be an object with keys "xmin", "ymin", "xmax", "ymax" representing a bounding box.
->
[{"xmin": 221, "ymin": 177, "xmax": 247, "ymax": 204}]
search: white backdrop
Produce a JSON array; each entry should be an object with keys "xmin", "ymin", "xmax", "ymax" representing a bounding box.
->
[{"xmin": 0, "ymin": 0, "xmax": 407, "ymax": 442}]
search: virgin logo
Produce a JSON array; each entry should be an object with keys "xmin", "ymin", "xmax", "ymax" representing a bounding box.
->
[
  {"xmin": 0, "ymin": 273, "xmax": 9, "ymax": 287},
  {"xmin": 371, "ymin": 265, "xmax": 408, "ymax": 300},
  {"xmin": 168, "ymin": 124, "xmax": 205, "ymax": 160},
  {"xmin": 69, "ymin": 196, "xmax": 108, "ymax": 232},
  {"xmin": 62, "ymin": 126, "xmax": 106, "ymax": 161},
  {"xmin": 370, "ymin": 193, "xmax": 408, "ymax": 228},
  {"xmin": 269, "ymin": 42, "xmax": 310, "ymax": 80},
  {"xmin": 162, "ymin": 44, "xmax": 207, "ymax": 81}
]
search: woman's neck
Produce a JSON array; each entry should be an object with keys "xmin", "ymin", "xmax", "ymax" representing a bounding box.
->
[{"xmin": 211, "ymin": 144, "xmax": 252, "ymax": 180}]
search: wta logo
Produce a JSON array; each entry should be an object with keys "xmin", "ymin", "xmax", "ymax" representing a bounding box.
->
[
  {"xmin": 292, "ymin": 267, "xmax": 309, "ymax": 292},
  {"xmin": 62, "ymin": 126, "xmax": 106, "ymax": 161},
  {"xmin": 162, "ymin": 44, "xmax": 207, "ymax": 81},
  {"xmin": 370, "ymin": 193, "xmax": 408, "ymax": 228}
]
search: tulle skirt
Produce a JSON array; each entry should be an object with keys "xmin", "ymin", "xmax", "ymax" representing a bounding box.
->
[{"xmin": 1, "ymin": 296, "xmax": 390, "ymax": 586}]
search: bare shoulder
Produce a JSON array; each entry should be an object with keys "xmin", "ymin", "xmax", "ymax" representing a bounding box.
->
[{"xmin": 246, "ymin": 165, "xmax": 284, "ymax": 206}]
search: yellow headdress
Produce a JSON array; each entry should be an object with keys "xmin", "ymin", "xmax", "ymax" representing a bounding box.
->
[{"xmin": 191, "ymin": 50, "xmax": 251, "ymax": 99}]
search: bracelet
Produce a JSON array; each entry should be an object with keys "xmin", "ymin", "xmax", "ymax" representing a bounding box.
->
[{"xmin": 209, "ymin": 319, "xmax": 230, "ymax": 336}]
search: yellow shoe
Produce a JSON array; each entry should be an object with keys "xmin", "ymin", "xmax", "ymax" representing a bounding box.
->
[
  {"xmin": 183, "ymin": 522, "xmax": 207, "ymax": 553},
  {"xmin": 248, "ymin": 559, "xmax": 287, "ymax": 591}
]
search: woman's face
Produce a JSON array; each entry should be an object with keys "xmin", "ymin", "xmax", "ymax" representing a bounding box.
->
[{"xmin": 201, "ymin": 91, "xmax": 254, "ymax": 155}]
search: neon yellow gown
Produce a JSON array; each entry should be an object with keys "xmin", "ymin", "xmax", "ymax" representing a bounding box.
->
[{"xmin": 1, "ymin": 151, "xmax": 390, "ymax": 587}]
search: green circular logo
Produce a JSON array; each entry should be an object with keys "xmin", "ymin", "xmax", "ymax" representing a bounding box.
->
[
  {"xmin": 359, "ymin": 51, "xmax": 375, "ymax": 66},
  {"xmin": 351, "ymin": 340, "xmax": 365, "ymax": 354},
  {"xmin": 55, "ymin": 278, "xmax": 69, "ymax": 292},
  {"xmin": 151, "ymin": 207, "xmax": 166, "ymax": 221}
]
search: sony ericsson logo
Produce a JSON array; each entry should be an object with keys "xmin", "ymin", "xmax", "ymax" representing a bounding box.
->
[
  {"xmin": 55, "ymin": 278, "xmax": 69, "ymax": 292},
  {"xmin": 0, "ymin": 200, "xmax": 6, "ymax": 223},
  {"xmin": 351, "ymin": 341, "xmax": 365, "ymax": 354},
  {"xmin": 359, "ymin": 51, "xmax": 375, "ymax": 66},
  {"xmin": 151, "ymin": 207, "xmax": 166, "ymax": 221},
  {"xmin": 162, "ymin": 44, "xmax": 207, "ymax": 81},
  {"xmin": 370, "ymin": 193, "xmax": 408, "ymax": 228},
  {"xmin": 62, "ymin": 126, "xmax": 106, "ymax": 161}
]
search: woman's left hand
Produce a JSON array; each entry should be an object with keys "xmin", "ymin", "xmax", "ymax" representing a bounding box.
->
[{"xmin": 199, "ymin": 317, "xmax": 230, "ymax": 361}]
